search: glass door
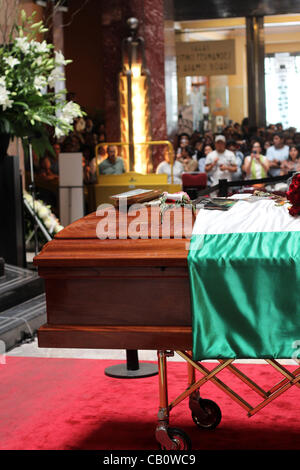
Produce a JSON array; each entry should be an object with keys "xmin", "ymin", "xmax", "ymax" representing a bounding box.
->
[{"xmin": 265, "ymin": 53, "xmax": 300, "ymax": 130}]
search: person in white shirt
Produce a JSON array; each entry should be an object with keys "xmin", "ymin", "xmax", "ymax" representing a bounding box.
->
[
  {"xmin": 205, "ymin": 135, "xmax": 237, "ymax": 186},
  {"xmin": 266, "ymin": 133, "xmax": 289, "ymax": 177},
  {"xmin": 156, "ymin": 148, "xmax": 184, "ymax": 184}
]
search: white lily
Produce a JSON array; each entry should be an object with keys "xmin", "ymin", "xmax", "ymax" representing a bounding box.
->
[
  {"xmin": 48, "ymin": 66, "xmax": 64, "ymax": 88},
  {"xmin": 54, "ymin": 50, "xmax": 67, "ymax": 66},
  {"xmin": 31, "ymin": 40, "xmax": 49, "ymax": 54},
  {"xmin": 34, "ymin": 56, "xmax": 43, "ymax": 67},
  {"xmin": 34, "ymin": 75, "xmax": 47, "ymax": 92},
  {"xmin": 15, "ymin": 37, "xmax": 30, "ymax": 54},
  {"xmin": 0, "ymin": 87, "xmax": 13, "ymax": 110},
  {"xmin": 54, "ymin": 126, "xmax": 66, "ymax": 138},
  {"xmin": 4, "ymin": 56, "xmax": 20, "ymax": 68},
  {"xmin": 61, "ymin": 101, "xmax": 82, "ymax": 124},
  {"xmin": 37, "ymin": 206, "xmax": 51, "ymax": 219}
]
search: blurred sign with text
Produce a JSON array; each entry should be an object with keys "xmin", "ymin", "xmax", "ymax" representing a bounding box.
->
[{"xmin": 176, "ymin": 39, "xmax": 236, "ymax": 76}]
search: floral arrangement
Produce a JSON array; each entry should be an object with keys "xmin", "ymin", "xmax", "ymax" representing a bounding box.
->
[
  {"xmin": 23, "ymin": 191, "xmax": 63, "ymax": 235},
  {"xmin": 0, "ymin": 9, "xmax": 84, "ymax": 156},
  {"xmin": 159, "ymin": 191, "xmax": 196, "ymax": 223},
  {"xmin": 286, "ymin": 173, "xmax": 300, "ymax": 216}
]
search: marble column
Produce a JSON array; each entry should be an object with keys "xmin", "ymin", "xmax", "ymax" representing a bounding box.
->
[
  {"xmin": 163, "ymin": 0, "xmax": 178, "ymax": 147},
  {"xmin": 129, "ymin": 0, "xmax": 168, "ymax": 152},
  {"xmin": 101, "ymin": 0, "xmax": 169, "ymax": 169},
  {"xmin": 246, "ymin": 16, "xmax": 266, "ymax": 128},
  {"xmin": 100, "ymin": 1, "xmax": 131, "ymax": 143}
]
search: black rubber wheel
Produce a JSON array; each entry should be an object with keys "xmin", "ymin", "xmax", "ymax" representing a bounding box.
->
[
  {"xmin": 161, "ymin": 427, "xmax": 192, "ymax": 450},
  {"xmin": 192, "ymin": 398, "xmax": 222, "ymax": 430}
]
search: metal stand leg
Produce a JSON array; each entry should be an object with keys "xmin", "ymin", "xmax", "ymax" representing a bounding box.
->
[
  {"xmin": 155, "ymin": 350, "xmax": 192, "ymax": 450},
  {"xmin": 187, "ymin": 351, "xmax": 201, "ymax": 410},
  {"xmin": 28, "ymin": 142, "xmax": 39, "ymax": 256},
  {"xmin": 155, "ymin": 350, "xmax": 176, "ymax": 449},
  {"xmin": 187, "ymin": 352, "xmax": 196, "ymax": 387},
  {"xmin": 157, "ymin": 350, "xmax": 169, "ymax": 422},
  {"xmin": 104, "ymin": 349, "xmax": 158, "ymax": 379}
]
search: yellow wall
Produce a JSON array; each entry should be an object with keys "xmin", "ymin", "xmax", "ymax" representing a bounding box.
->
[
  {"xmin": 227, "ymin": 31, "xmax": 247, "ymax": 124},
  {"xmin": 265, "ymin": 30, "xmax": 300, "ymax": 54},
  {"xmin": 176, "ymin": 25, "xmax": 248, "ymax": 126},
  {"xmin": 176, "ymin": 16, "xmax": 300, "ymax": 125},
  {"xmin": 266, "ymin": 42, "xmax": 300, "ymax": 53}
]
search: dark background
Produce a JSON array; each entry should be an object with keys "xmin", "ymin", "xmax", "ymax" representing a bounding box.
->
[{"xmin": 174, "ymin": 0, "xmax": 300, "ymax": 20}]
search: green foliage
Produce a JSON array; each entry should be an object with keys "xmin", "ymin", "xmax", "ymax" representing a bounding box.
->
[
  {"xmin": 159, "ymin": 193, "xmax": 196, "ymax": 224},
  {"xmin": 0, "ymin": 9, "xmax": 84, "ymax": 157}
]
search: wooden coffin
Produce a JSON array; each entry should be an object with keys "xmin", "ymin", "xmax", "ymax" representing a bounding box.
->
[{"xmin": 34, "ymin": 206, "xmax": 193, "ymax": 350}]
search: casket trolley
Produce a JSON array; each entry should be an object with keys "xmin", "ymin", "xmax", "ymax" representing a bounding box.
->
[{"xmin": 35, "ymin": 204, "xmax": 300, "ymax": 450}]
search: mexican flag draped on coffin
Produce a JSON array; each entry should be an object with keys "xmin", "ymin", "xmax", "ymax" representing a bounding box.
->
[{"xmin": 188, "ymin": 196, "xmax": 300, "ymax": 361}]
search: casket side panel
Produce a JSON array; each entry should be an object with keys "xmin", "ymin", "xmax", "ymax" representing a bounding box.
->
[{"xmin": 43, "ymin": 266, "xmax": 191, "ymax": 327}]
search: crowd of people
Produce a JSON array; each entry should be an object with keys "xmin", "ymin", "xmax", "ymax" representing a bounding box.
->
[
  {"xmin": 35, "ymin": 116, "xmax": 300, "ymax": 192},
  {"xmin": 35, "ymin": 116, "xmax": 107, "ymax": 183},
  {"xmin": 156, "ymin": 119, "xmax": 300, "ymax": 188}
]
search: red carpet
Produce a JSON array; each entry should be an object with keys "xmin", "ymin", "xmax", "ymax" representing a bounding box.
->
[{"xmin": 0, "ymin": 357, "xmax": 299, "ymax": 450}]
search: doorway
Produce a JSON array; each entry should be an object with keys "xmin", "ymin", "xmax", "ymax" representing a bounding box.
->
[{"xmin": 265, "ymin": 53, "xmax": 300, "ymax": 130}]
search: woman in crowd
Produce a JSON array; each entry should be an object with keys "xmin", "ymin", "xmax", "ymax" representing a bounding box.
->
[
  {"xmin": 280, "ymin": 144, "xmax": 300, "ymax": 174},
  {"xmin": 73, "ymin": 117, "xmax": 86, "ymax": 146},
  {"xmin": 156, "ymin": 147, "xmax": 184, "ymax": 184},
  {"xmin": 180, "ymin": 145, "xmax": 199, "ymax": 172},
  {"xmin": 82, "ymin": 145, "xmax": 97, "ymax": 184},
  {"xmin": 202, "ymin": 132, "xmax": 214, "ymax": 147},
  {"xmin": 204, "ymin": 143, "xmax": 213, "ymax": 156},
  {"xmin": 263, "ymin": 140, "xmax": 272, "ymax": 155},
  {"xmin": 192, "ymin": 139, "xmax": 205, "ymax": 160},
  {"xmin": 39, "ymin": 155, "xmax": 58, "ymax": 180},
  {"xmin": 242, "ymin": 141, "xmax": 269, "ymax": 179},
  {"xmin": 176, "ymin": 133, "xmax": 190, "ymax": 158},
  {"xmin": 198, "ymin": 144, "xmax": 213, "ymax": 172}
]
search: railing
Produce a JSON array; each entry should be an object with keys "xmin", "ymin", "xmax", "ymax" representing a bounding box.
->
[
  {"xmin": 192, "ymin": 171, "xmax": 295, "ymax": 202},
  {"xmin": 94, "ymin": 140, "xmax": 175, "ymax": 184},
  {"xmin": 23, "ymin": 197, "xmax": 53, "ymax": 253}
]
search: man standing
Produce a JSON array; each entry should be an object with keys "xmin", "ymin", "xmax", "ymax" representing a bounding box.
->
[
  {"xmin": 99, "ymin": 145, "xmax": 126, "ymax": 175},
  {"xmin": 226, "ymin": 140, "xmax": 244, "ymax": 181},
  {"xmin": 266, "ymin": 133, "xmax": 289, "ymax": 177},
  {"xmin": 205, "ymin": 135, "xmax": 237, "ymax": 185}
]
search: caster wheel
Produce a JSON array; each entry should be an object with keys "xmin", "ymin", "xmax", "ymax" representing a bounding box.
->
[
  {"xmin": 192, "ymin": 398, "xmax": 222, "ymax": 430},
  {"xmin": 161, "ymin": 427, "xmax": 192, "ymax": 450}
]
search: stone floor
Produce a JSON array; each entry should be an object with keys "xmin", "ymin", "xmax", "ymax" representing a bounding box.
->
[
  {"xmin": 6, "ymin": 337, "xmax": 298, "ymax": 366},
  {"xmin": 6, "ymin": 337, "xmax": 174, "ymax": 361}
]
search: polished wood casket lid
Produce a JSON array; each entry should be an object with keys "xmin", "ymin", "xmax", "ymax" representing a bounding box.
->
[
  {"xmin": 34, "ymin": 206, "xmax": 194, "ymax": 268},
  {"xmin": 35, "ymin": 206, "xmax": 194, "ymax": 349}
]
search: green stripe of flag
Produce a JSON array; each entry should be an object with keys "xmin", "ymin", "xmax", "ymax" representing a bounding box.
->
[{"xmin": 188, "ymin": 231, "xmax": 300, "ymax": 360}]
